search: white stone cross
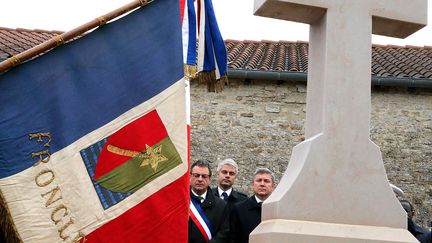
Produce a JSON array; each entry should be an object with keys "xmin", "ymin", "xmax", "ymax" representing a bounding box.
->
[{"xmin": 251, "ymin": 0, "xmax": 427, "ymax": 242}]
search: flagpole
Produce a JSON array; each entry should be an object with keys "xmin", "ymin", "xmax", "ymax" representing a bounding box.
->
[{"xmin": 0, "ymin": 0, "xmax": 154, "ymax": 73}]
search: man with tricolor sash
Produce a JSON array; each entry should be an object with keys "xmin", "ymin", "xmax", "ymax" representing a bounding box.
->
[{"xmin": 189, "ymin": 159, "xmax": 229, "ymax": 243}]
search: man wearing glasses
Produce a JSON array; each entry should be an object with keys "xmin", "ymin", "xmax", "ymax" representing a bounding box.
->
[
  {"xmin": 212, "ymin": 158, "xmax": 248, "ymax": 210},
  {"xmin": 189, "ymin": 159, "xmax": 229, "ymax": 243}
]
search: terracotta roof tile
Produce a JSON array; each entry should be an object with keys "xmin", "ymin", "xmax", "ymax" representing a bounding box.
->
[
  {"xmin": 260, "ymin": 43, "xmax": 276, "ymax": 71},
  {"xmin": 274, "ymin": 44, "xmax": 286, "ymax": 71},
  {"xmin": 0, "ymin": 27, "xmax": 62, "ymax": 60},
  {"xmin": 1, "ymin": 27, "xmax": 431, "ymax": 84}
]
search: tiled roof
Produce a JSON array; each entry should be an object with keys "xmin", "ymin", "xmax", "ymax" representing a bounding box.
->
[
  {"xmin": 227, "ymin": 40, "xmax": 309, "ymax": 72},
  {"xmin": 0, "ymin": 27, "xmax": 63, "ymax": 62},
  {"xmin": 226, "ymin": 39, "xmax": 432, "ymax": 80},
  {"xmin": 1, "ymin": 27, "xmax": 432, "ymax": 84}
]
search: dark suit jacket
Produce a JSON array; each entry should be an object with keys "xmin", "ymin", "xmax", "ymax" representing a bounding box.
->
[
  {"xmin": 408, "ymin": 218, "xmax": 431, "ymax": 243},
  {"xmin": 189, "ymin": 187, "xmax": 229, "ymax": 243},
  {"xmin": 212, "ymin": 187, "xmax": 248, "ymax": 211},
  {"xmin": 229, "ymin": 196, "xmax": 261, "ymax": 243},
  {"xmin": 418, "ymin": 230, "xmax": 431, "ymax": 243}
]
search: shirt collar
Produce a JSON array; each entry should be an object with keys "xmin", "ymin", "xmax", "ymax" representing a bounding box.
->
[
  {"xmin": 192, "ymin": 190, "xmax": 207, "ymax": 202},
  {"xmin": 218, "ymin": 187, "xmax": 232, "ymax": 197},
  {"xmin": 254, "ymin": 195, "xmax": 263, "ymax": 204}
]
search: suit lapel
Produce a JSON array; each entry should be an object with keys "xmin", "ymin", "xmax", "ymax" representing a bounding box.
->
[{"xmin": 245, "ymin": 196, "xmax": 260, "ymax": 211}]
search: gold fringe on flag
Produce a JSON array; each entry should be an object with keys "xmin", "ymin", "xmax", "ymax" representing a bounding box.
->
[
  {"xmin": 184, "ymin": 64, "xmax": 197, "ymax": 80},
  {"xmin": 0, "ymin": 191, "xmax": 21, "ymax": 243},
  {"xmin": 198, "ymin": 70, "xmax": 228, "ymax": 93}
]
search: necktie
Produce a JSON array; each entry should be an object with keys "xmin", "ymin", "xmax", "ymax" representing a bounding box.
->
[
  {"xmin": 221, "ymin": 192, "xmax": 228, "ymax": 201},
  {"xmin": 200, "ymin": 197, "xmax": 205, "ymax": 203}
]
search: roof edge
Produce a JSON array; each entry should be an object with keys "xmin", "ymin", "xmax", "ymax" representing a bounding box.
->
[{"xmin": 227, "ymin": 69, "xmax": 432, "ymax": 88}]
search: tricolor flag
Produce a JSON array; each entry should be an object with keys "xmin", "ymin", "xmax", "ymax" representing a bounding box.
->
[
  {"xmin": 180, "ymin": 0, "xmax": 193, "ymax": 165},
  {"xmin": 0, "ymin": 0, "xmax": 189, "ymax": 242},
  {"xmin": 181, "ymin": 0, "xmax": 227, "ymax": 92},
  {"xmin": 181, "ymin": 0, "xmax": 197, "ymax": 67},
  {"xmin": 197, "ymin": 0, "xmax": 227, "ymax": 81}
]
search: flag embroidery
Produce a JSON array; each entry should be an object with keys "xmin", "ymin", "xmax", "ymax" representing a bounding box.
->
[
  {"xmin": 81, "ymin": 137, "xmax": 132, "ymax": 210},
  {"xmin": 0, "ymin": 0, "xmax": 189, "ymax": 242}
]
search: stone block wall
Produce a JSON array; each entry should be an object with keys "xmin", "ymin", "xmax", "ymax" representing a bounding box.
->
[{"xmin": 189, "ymin": 79, "xmax": 432, "ymax": 228}]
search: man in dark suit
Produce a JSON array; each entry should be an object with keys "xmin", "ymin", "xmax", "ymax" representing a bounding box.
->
[
  {"xmin": 189, "ymin": 159, "xmax": 229, "ymax": 243},
  {"xmin": 212, "ymin": 158, "xmax": 248, "ymax": 210},
  {"xmin": 392, "ymin": 184, "xmax": 431, "ymax": 243},
  {"xmin": 229, "ymin": 168, "xmax": 276, "ymax": 243},
  {"xmin": 400, "ymin": 198, "xmax": 431, "ymax": 243}
]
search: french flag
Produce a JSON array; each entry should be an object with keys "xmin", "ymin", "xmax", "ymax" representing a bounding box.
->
[
  {"xmin": 0, "ymin": 0, "xmax": 189, "ymax": 242},
  {"xmin": 181, "ymin": 0, "xmax": 197, "ymax": 66},
  {"xmin": 197, "ymin": 0, "xmax": 227, "ymax": 80}
]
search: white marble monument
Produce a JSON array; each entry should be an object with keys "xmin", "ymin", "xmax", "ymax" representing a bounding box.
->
[{"xmin": 251, "ymin": 0, "xmax": 427, "ymax": 242}]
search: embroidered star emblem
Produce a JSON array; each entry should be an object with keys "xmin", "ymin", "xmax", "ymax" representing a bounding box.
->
[
  {"xmin": 107, "ymin": 144, "xmax": 168, "ymax": 171},
  {"xmin": 139, "ymin": 144, "xmax": 168, "ymax": 170}
]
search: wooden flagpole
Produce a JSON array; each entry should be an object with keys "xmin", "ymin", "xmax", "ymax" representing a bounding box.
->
[
  {"xmin": 0, "ymin": 1, "xmax": 154, "ymax": 242},
  {"xmin": 0, "ymin": 0, "xmax": 154, "ymax": 73}
]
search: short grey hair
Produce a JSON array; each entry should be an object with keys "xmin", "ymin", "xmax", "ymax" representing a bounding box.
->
[
  {"xmin": 217, "ymin": 158, "xmax": 239, "ymax": 173},
  {"xmin": 254, "ymin": 167, "xmax": 275, "ymax": 182}
]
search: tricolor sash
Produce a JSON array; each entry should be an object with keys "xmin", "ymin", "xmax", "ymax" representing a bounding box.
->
[
  {"xmin": 182, "ymin": 0, "xmax": 197, "ymax": 66},
  {"xmin": 189, "ymin": 199, "xmax": 214, "ymax": 241},
  {"xmin": 196, "ymin": 0, "xmax": 227, "ymax": 79}
]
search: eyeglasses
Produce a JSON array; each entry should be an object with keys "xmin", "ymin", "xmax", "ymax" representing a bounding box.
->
[
  {"xmin": 220, "ymin": 170, "xmax": 236, "ymax": 176},
  {"xmin": 191, "ymin": 173, "xmax": 210, "ymax": 179}
]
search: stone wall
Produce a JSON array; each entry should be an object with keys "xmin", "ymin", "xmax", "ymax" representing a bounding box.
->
[{"xmin": 189, "ymin": 79, "xmax": 432, "ymax": 228}]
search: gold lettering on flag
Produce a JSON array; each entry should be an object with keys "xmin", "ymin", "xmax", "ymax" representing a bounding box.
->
[
  {"xmin": 41, "ymin": 186, "xmax": 62, "ymax": 207},
  {"xmin": 29, "ymin": 132, "xmax": 51, "ymax": 146},
  {"xmin": 30, "ymin": 132, "xmax": 52, "ymax": 166},
  {"xmin": 29, "ymin": 132, "xmax": 85, "ymax": 242},
  {"xmin": 51, "ymin": 204, "xmax": 68, "ymax": 225},
  {"xmin": 31, "ymin": 150, "xmax": 51, "ymax": 166},
  {"xmin": 35, "ymin": 169, "xmax": 55, "ymax": 187}
]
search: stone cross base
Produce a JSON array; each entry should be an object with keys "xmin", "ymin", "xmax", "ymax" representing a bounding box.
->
[{"xmin": 250, "ymin": 219, "xmax": 419, "ymax": 243}]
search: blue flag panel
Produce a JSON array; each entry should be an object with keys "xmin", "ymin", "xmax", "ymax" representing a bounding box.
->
[{"xmin": 0, "ymin": 0, "xmax": 183, "ymax": 178}]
